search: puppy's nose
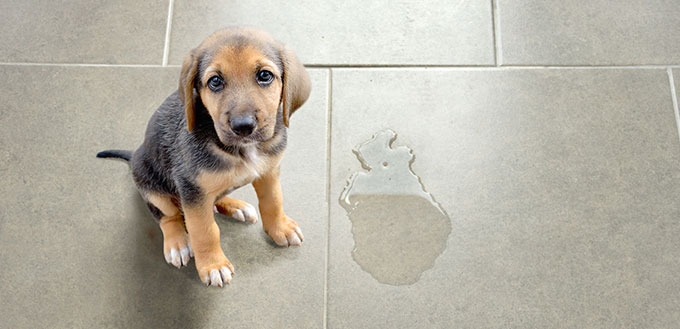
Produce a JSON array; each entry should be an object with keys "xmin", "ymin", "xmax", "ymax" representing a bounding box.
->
[{"xmin": 229, "ymin": 115, "xmax": 256, "ymax": 137}]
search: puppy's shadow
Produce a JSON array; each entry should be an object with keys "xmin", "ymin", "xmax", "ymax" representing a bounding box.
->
[
  {"xmin": 120, "ymin": 190, "xmax": 206, "ymax": 328},
  {"xmin": 119, "ymin": 190, "xmax": 298, "ymax": 328},
  {"xmin": 214, "ymin": 213, "xmax": 300, "ymax": 269}
]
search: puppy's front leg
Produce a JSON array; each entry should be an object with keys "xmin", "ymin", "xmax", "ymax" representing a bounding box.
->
[
  {"xmin": 183, "ymin": 203, "xmax": 234, "ymax": 287},
  {"xmin": 252, "ymin": 167, "xmax": 304, "ymax": 247}
]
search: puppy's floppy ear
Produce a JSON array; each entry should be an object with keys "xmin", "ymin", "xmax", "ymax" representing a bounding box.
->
[
  {"xmin": 279, "ymin": 45, "xmax": 311, "ymax": 127},
  {"xmin": 179, "ymin": 49, "xmax": 200, "ymax": 131}
]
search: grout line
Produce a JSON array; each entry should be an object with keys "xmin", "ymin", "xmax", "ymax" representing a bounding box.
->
[
  {"xmin": 496, "ymin": 64, "xmax": 680, "ymax": 69},
  {"xmin": 668, "ymin": 68, "xmax": 680, "ymax": 144},
  {"xmin": 1, "ymin": 61, "xmax": 678, "ymax": 70},
  {"xmin": 306, "ymin": 64, "xmax": 680, "ymax": 69},
  {"xmin": 491, "ymin": 0, "xmax": 500, "ymax": 66},
  {"xmin": 320, "ymin": 65, "xmax": 680, "ymax": 70},
  {"xmin": 322, "ymin": 68, "xmax": 333, "ymax": 329},
  {"xmin": 493, "ymin": 0, "xmax": 503, "ymax": 66},
  {"xmin": 0, "ymin": 62, "xmax": 166, "ymax": 68},
  {"xmin": 305, "ymin": 63, "xmax": 495, "ymax": 68},
  {"xmin": 161, "ymin": 0, "xmax": 175, "ymax": 66}
]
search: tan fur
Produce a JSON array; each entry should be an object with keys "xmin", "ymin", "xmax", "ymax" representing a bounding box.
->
[
  {"xmin": 159, "ymin": 215, "xmax": 189, "ymax": 255},
  {"xmin": 198, "ymin": 45, "xmax": 283, "ymax": 142},
  {"xmin": 145, "ymin": 192, "xmax": 189, "ymax": 261},
  {"xmin": 279, "ymin": 45, "xmax": 311, "ymax": 127},
  {"xmin": 187, "ymin": 149, "xmax": 283, "ymax": 284},
  {"xmin": 215, "ymin": 197, "xmax": 253, "ymax": 216},
  {"xmin": 179, "ymin": 50, "xmax": 199, "ymax": 131},
  {"xmin": 252, "ymin": 167, "xmax": 303, "ymax": 244},
  {"xmin": 196, "ymin": 28, "xmax": 311, "ymax": 127},
  {"xmin": 145, "ymin": 192, "xmax": 180, "ymax": 217},
  {"xmin": 183, "ymin": 203, "xmax": 234, "ymax": 281},
  {"xmin": 197, "ymin": 148, "xmax": 282, "ymax": 197}
]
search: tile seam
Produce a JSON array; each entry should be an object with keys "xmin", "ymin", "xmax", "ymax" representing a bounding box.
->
[
  {"xmin": 1, "ymin": 62, "xmax": 679, "ymax": 69},
  {"xmin": 491, "ymin": 0, "xmax": 502, "ymax": 66},
  {"xmin": 668, "ymin": 68, "xmax": 680, "ymax": 144},
  {"xmin": 323, "ymin": 68, "xmax": 333, "ymax": 329},
  {"xmin": 313, "ymin": 64, "xmax": 680, "ymax": 69},
  {"xmin": 161, "ymin": 0, "xmax": 175, "ymax": 66},
  {"xmin": 0, "ymin": 62, "xmax": 167, "ymax": 68}
]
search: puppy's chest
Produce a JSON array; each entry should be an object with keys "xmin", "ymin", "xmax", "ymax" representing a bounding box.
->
[
  {"xmin": 230, "ymin": 148, "xmax": 271, "ymax": 187},
  {"xmin": 198, "ymin": 147, "xmax": 276, "ymax": 196}
]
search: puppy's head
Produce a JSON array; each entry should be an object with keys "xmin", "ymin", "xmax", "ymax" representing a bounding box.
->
[{"xmin": 179, "ymin": 27, "xmax": 310, "ymax": 146}]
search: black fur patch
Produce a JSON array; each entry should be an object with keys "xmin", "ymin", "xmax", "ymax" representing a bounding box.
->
[{"xmin": 146, "ymin": 202, "xmax": 164, "ymax": 222}]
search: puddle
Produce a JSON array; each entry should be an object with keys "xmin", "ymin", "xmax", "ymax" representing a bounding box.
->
[{"xmin": 340, "ymin": 129, "xmax": 451, "ymax": 285}]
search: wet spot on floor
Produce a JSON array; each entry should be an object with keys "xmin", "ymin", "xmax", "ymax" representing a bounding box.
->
[{"xmin": 340, "ymin": 129, "xmax": 451, "ymax": 285}]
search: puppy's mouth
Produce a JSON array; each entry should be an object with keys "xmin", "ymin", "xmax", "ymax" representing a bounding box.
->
[{"xmin": 215, "ymin": 125, "xmax": 271, "ymax": 147}]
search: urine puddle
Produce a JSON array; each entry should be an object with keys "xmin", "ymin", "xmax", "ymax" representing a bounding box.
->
[{"xmin": 340, "ymin": 129, "xmax": 451, "ymax": 285}]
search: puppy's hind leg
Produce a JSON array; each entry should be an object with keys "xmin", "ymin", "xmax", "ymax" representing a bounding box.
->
[
  {"xmin": 214, "ymin": 196, "xmax": 259, "ymax": 224},
  {"xmin": 146, "ymin": 192, "xmax": 192, "ymax": 268}
]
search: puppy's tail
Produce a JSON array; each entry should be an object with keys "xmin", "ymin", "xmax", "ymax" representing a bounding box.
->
[{"xmin": 96, "ymin": 149, "xmax": 132, "ymax": 161}]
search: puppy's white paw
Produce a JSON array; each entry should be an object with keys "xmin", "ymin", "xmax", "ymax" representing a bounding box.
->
[
  {"xmin": 240, "ymin": 203, "xmax": 258, "ymax": 224},
  {"xmin": 215, "ymin": 201, "xmax": 258, "ymax": 224},
  {"xmin": 204, "ymin": 266, "xmax": 233, "ymax": 287},
  {"xmin": 265, "ymin": 216, "xmax": 304, "ymax": 247},
  {"xmin": 165, "ymin": 244, "xmax": 193, "ymax": 269},
  {"xmin": 289, "ymin": 226, "xmax": 304, "ymax": 246},
  {"xmin": 195, "ymin": 250, "xmax": 235, "ymax": 287}
]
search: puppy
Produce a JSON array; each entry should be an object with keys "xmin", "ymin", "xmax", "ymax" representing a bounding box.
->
[{"xmin": 97, "ymin": 27, "xmax": 311, "ymax": 287}]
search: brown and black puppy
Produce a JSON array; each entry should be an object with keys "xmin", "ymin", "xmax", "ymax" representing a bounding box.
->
[{"xmin": 97, "ymin": 27, "xmax": 311, "ymax": 287}]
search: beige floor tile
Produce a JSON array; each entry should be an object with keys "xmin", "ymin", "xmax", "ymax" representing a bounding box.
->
[
  {"xmin": 169, "ymin": 0, "xmax": 494, "ymax": 65},
  {"xmin": 499, "ymin": 0, "xmax": 680, "ymax": 65},
  {"xmin": 328, "ymin": 68, "xmax": 680, "ymax": 328},
  {"xmin": 0, "ymin": 0, "xmax": 168, "ymax": 64},
  {"xmin": 674, "ymin": 69, "xmax": 680, "ymax": 108}
]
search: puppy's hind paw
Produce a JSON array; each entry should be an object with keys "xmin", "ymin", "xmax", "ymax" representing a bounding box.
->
[
  {"xmin": 165, "ymin": 243, "xmax": 193, "ymax": 269},
  {"xmin": 215, "ymin": 198, "xmax": 259, "ymax": 224},
  {"xmin": 163, "ymin": 228, "xmax": 193, "ymax": 269}
]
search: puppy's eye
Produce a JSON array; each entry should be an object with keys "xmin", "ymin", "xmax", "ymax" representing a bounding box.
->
[
  {"xmin": 256, "ymin": 70, "xmax": 274, "ymax": 85},
  {"xmin": 208, "ymin": 76, "xmax": 224, "ymax": 92}
]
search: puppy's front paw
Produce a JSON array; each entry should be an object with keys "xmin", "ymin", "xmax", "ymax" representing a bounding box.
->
[
  {"xmin": 195, "ymin": 252, "xmax": 235, "ymax": 287},
  {"xmin": 214, "ymin": 197, "xmax": 258, "ymax": 224},
  {"xmin": 264, "ymin": 216, "xmax": 304, "ymax": 247}
]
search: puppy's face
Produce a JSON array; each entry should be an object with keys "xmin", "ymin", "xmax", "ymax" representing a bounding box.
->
[
  {"xmin": 198, "ymin": 45, "xmax": 283, "ymax": 145},
  {"xmin": 179, "ymin": 28, "xmax": 311, "ymax": 147}
]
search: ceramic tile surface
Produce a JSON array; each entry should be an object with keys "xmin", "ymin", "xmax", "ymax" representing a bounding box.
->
[
  {"xmin": 0, "ymin": 0, "xmax": 168, "ymax": 64},
  {"xmin": 168, "ymin": 0, "xmax": 494, "ymax": 65},
  {"xmin": 2, "ymin": 1, "xmax": 680, "ymax": 328},
  {"xmin": 499, "ymin": 0, "xmax": 680, "ymax": 65},
  {"xmin": 328, "ymin": 68, "xmax": 680, "ymax": 328}
]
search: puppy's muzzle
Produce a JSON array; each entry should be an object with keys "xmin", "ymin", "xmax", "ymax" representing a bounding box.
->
[{"xmin": 229, "ymin": 115, "xmax": 257, "ymax": 137}]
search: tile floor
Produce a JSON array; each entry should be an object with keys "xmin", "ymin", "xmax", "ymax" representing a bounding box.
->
[{"xmin": 1, "ymin": 1, "xmax": 679, "ymax": 328}]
